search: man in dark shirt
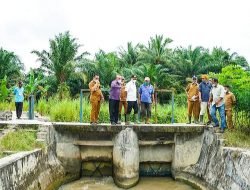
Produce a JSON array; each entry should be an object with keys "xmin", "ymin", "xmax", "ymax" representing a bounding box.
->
[
  {"xmin": 109, "ymin": 75, "xmax": 122, "ymax": 125},
  {"xmin": 198, "ymin": 75, "xmax": 212, "ymax": 124}
]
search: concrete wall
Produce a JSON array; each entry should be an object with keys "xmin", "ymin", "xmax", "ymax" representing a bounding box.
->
[
  {"xmin": 176, "ymin": 128, "xmax": 250, "ymax": 190},
  {"xmin": 0, "ymin": 149, "xmax": 65, "ymax": 190}
]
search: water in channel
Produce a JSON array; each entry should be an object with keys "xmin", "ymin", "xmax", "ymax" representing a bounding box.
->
[{"xmin": 59, "ymin": 177, "xmax": 196, "ymax": 190}]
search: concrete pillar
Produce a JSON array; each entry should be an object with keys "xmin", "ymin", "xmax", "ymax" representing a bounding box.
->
[{"xmin": 113, "ymin": 128, "xmax": 139, "ymax": 189}]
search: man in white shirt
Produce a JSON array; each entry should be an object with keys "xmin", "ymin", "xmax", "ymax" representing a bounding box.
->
[
  {"xmin": 125, "ymin": 75, "xmax": 139, "ymax": 124},
  {"xmin": 209, "ymin": 78, "xmax": 226, "ymax": 133}
]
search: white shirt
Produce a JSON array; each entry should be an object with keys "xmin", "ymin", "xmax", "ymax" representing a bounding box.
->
[
  {"xmin": 126, "ymin": 80, "xmax": 137, "ymax": 101},
  {"xmin": 210, "ymin": 84, "xmax": 225, "ymax": 107}
]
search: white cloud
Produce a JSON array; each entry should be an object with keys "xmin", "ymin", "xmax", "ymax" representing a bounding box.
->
[{"xmin": 0, "ymin": 0, "xmax": 249, "ymax": 71}]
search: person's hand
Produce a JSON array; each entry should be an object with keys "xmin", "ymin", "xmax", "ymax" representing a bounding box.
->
[{"xmin": 215, "ymin": 100, "xmax": 220, "ymax": 106}]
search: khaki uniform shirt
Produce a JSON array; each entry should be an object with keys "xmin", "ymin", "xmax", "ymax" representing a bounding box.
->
[
  {"xmin": 186, "ymin": 82, "xmax": 199, "ymax": 101},
  {"xmin": 89, "ymin": 80, "xmax": 103, "ymax": 102},
  {"xmin": 120, "ymin": 84, "xmax": 127, "ymax": 101},
  {"xmin": 224, "ymin": 92, "xmax": 236, "ymax": 110}
]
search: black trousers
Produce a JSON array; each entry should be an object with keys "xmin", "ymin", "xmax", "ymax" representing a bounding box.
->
[
  {"xmin": 109, "ymin": 99, "xmax": 120, "ymax": 123},
  {"xmin": 15, "ymin": 102, "xmax": 23, "ymax": 119},
  {"xmin": 127, "ymin": 101, "xmax": 138, "ymax": 114},
  {"xmin": 141, "ymin": 102, "xmax": 152, "ymax": 118}
]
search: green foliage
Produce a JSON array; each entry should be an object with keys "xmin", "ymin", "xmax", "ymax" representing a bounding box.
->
[
  {"xmin": 25, "ymin": 69, "xmax": 44, "ymax": 97},
  {"xmin": 31, "ymin": 31, "xmax": 89, "ymax": 85},
  {"xmin": 224, "ymin": 130, "xmax": 250, "ymax": 148},
  {"xmin": 0, "ymin": 76, "xmax": 10, "ymax": 102},
  {"xmin": 0, "ymin": 48, "xmax": 24, "ymax": 82},
  {"xmin": 0, "ymin": 130, "xmax": 44, "ymax": 152}
]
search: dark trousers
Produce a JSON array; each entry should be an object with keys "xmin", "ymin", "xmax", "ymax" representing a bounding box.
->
[
  {"xmin": 109, "ymin": 99, "xmax": 120, "ymax": 123},
  {"xmin": 127, "ymin": 101, "xmax": 138, "ymax": 114},
  {"xmin": 15, "ymin": 102, "xmax": 23, "ymax": 119},
  {"xmin": 141, "ymin": 102, "xmax": 152, "ymax": 118}
]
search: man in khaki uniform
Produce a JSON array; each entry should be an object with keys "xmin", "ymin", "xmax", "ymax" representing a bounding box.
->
[
  {"xmin": 118, "ymin": 77, "xmax": 127, "ymax": 124},
  {"xmin": 224, "ymin": 85, "xmax": 236, "ymax": 129},
  {"xmin": 186, "ymin": 76, "xmax": 200, "ymax": 124},
  {"xmin": 89, "ymin": 75, "xmax": 104, "ymax": 125}
]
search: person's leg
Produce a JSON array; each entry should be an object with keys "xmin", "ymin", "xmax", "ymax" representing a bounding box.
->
[
  {"xmin": 133, "ymin": 101, "xmax": 139, "ymax": 123},
  {"xmin": 109, "ymin": 99, "xmax": 115, "ymax": 124},
  {"xmin": 90, "ymin": 101, "xmax": 96, "ymax": 123},
  {"xmin": 226, "ymin": 110, "xmax": 233, "ymax": 130},
  {"xmin": 187, "ymin": 101, "xmax": 193, "ymax": 124},
  {"xmin": 96, "ymin": 101, "xmax": 101, "ymax": 123},
  {"xmin": 118, "ymin": 101, "xmax": 123, "ymax": 123},
  {"xmin": 19, "ymin": 102, "xmax": 23, "ymax": 118},
  {"xmin": 193, "ymin": 101, "xmax": 200, "ymax": 123},
  {"xmin": 210, "ymin": 104, "xmax": 219, "ymax": 127},
  {"xmin": 114, "ymin": 100, "xmax": 120, "ymax": 123},
  {"xmin": 15, "ymin": 102, "xmax": 19, "ymax": 118},
  {"xmin": 207, "ymin": 103, "xmax": 212, "ymax": 124},
  {"xmin": 199, "ymin": 102, "xmax": 207, "ymax": 124},
  {"xmin": 141, "ymin": 102, "xmax": 146, "ymax": 122},
  {"xmin": 123, "ymin": 101, "xmax": 128, "ymax": 122},
  {"xmin": 146, "ymin": 103, "xmax": 152, "ymax": 124},
  {"xmin": 126, "ymin": 101, "xmax": 133, "ymax": 124},
  {"xmin": 218, "ymin": 104, "xmax": 226, "ymax": 130}
]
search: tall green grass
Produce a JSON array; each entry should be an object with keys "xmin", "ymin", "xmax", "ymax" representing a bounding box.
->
[{"xmin": 0, "ymin": 130, "xmax": 44, "ymax": 152}]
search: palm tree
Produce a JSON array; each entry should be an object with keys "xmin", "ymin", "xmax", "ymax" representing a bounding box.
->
[
  {"xmin": 0, "ymin": 48, "xmax": 23, "ymax": 82},
  {"xmin": 79, "ymin": 50, "xmax": 120, "ymax": 88},
  {"xmin": 173, "ymin": 46, "xmax": 209, "ymax": 80},
  {"xmin": 118, "ymin": 42, "xmax": 140, "ymax": 67},
  {"xmin": 138, "ymin": 35, "xmax": 173, "ymax": 66},
  {"xmin": 31, "ymin": 31, "xmax": 89, "ymax": 85}
]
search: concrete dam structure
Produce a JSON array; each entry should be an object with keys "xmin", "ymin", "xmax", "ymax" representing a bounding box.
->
[{"xmin": 0, "ymin": 121, "xmax": 250, "ymax": 190}]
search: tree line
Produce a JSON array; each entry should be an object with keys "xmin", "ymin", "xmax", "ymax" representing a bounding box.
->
[{"xmin": 0, "ymin": 31, "xmax": 249, "ymax": 100}]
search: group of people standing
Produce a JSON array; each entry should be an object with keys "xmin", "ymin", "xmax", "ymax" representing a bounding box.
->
[
  {"xmin": 89, "ymin": 74, "xmax": 155, "ymax": 125},
  {"xmin": 186, "ymin": 75, "xmax": 236, "ymax": 133}
]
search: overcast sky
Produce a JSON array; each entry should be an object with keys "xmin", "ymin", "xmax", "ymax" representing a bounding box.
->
[{"xmin": 0, "ymin": 0, "xmax": 249, "ymax": 71}]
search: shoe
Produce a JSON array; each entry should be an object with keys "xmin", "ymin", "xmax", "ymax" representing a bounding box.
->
[
  {"xmin": 125, "ymin": 114, "xmax": 130, "ymax": 125},
  {"xmin": 90, "ymin": 122, "xmax": 97, "ymax": 125},
  {"xmin": 206, "ymin": 121, "xmax": 212, "ymax": 125},
  {"xmin": 145, "ymin": 118, "xmax": 150, "ymax": 124},
  {"xmin": 111, "ymin": 122, "xmax": 116, "ymax": 125},
  {"xmin": 186, "ymin": 116, "xmax": 191, "ymax": 124},
  {"xmin": 219, "ymin": 129, "xmax": 225, "ymax": 133}
]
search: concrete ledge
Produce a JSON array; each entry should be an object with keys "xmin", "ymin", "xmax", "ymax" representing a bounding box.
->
[{"xmin": 53, "ymin": 123, "xmax": 205, "ymax": 133}]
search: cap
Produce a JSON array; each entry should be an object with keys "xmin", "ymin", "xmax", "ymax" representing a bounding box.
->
[
  {"xmin": 131, "ymin": 75, "xmax": 137, "ymax": 79},
  {"xmin": 201, "ymin": 74, "xmax": 208, "ymax": 80},
  {"xmin": 144, "ymin": 77, "xmax": 150, "ymax": 81}
]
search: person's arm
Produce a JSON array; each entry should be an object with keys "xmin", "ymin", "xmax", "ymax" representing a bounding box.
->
[
  {"xmin": 138, "ymin": 86, "xmax": 142, "ymax": 104},
  {"xmin": 111, "ymin": 80, "xmax": 121, "ymax": 88},
  {"xmin": 232, "ymin": 93, "xmax": 236, "ymax": 105},
  {"xmin": 198, "ymin": 84, "xmax": 202, "ymax": 102},
  {"xmin": 13, "ymin": 87, "xmax": 17, "ymax": 95},
  {"xmin": 151, "ymin": 87, "xmax": 155, "ymax": 104},
  {"xmin": 185, "ymin": 84, "xmax": 190, "ymax": 96},
  {"xmin": 216, "ymin": 86, "xmax": 225, "ymax": 105}
]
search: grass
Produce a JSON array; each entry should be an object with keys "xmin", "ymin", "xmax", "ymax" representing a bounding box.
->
[
  {"xmin": 224, "ymin": 130, "xmax": 250, "ymax": 148},
  {"xmin": 0, "ymin": 130, "xmax": 44, "ymax": 156}
]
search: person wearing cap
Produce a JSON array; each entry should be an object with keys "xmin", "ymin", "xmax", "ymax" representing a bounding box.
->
[
  {"xmin": 109, "ymin": 74, "xmax": 122, "ymax": 125},
  {"xmin": 118, "ymin": 76, "xmax": 127, "ymax": 124},
  {"xmin": 209, "ymin": 78, "xmax": 226, "ymax": 133},
  {"xmin": 185, "ymin": 76, "xmax": 200, "ymax": 124},
  {"xmin": 198, "ymin": 74, "xmax": 212, "ymax": 124},
  {"xmin": 138, "ymin": 77, "xmax": 155, "ymax": 124},
  {"xmin": 125, "ymin": 75, "xmax": 139, "ymax": 124},
  {"xmin": 13, "ymin": 81, "xmax": 24, "ymax": 119},
  {"xmin": 89, "ymin": 74, "xmax": 104, "ymax": 125},
  {"xmin": 224, "ymin": 85, "xmax": 236, "ymax": 130}
]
